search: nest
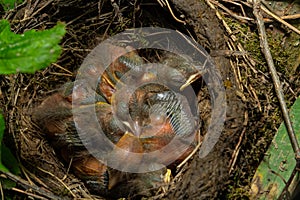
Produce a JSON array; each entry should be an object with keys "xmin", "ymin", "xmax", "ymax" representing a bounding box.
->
[{"xmin": 1, "ymin": 0, "xmax": 299, "ymax": 199}]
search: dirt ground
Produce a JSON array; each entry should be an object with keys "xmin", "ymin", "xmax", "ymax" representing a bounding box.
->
[{"xmin": 0, "ymin": 0, "xmax": 299, "ymax": 199}]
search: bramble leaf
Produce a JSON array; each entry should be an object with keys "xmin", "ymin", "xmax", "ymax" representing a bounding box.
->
[
  {"xmin": 0, "ymin": 20, "xmax": 66, "ymax": 74},
  {"xmin": 0, "ymin": 113, "xmax": 20, "ymax": 176},
  {"xmin": 0, "ymin": 114, "xmax": 9, "ymax": 173},
  {"xmin": 0, "ymin": 0, "xmax": 23, "ymax": 11}
]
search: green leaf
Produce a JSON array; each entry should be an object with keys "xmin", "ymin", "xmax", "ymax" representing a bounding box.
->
[
  {"xmin": 0, "ymin": 20, "xmax": 66, "ymax": 74},
  {"xmin": 250, "ymin": 96, "xmax": 300, "ymax": 199},
  {"xmin": 2, "ymin": 144, "xmax": 20, "ymax": 175},
  {"xmin": 0, "ymin": 114, "xmax": 4, "ymax": 143},
  {"xmin": 0, "ymin": 114, "xmax": 9, "ymax": 173},
  {"xmin": 0, "ymin": 113, "xmax": 20, "ymax": 175},
  {"xmin": 0, "ymin": 0, "xmax": 23, "ymax": 11}
]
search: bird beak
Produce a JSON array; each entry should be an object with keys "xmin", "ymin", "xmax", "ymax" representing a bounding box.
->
[
  {"xmin": 121, "ymin": 120, "xmax": 141, "ymax": 137},
  {"xmin": 132, "ymin": 120, "xmax": 142, "ymax": 137},
  {"xmin": 180, "ymin": 71, "xmax": 202, "ymax": 91}
]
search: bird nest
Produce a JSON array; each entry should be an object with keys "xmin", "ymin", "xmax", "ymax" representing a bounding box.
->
[{"xmin": 1, "ymin": 0, "xmax": 299, "ymax": 199}]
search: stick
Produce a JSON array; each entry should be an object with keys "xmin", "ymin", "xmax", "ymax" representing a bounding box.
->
[
  {"xmin": 260, "ymin": 2, "xmax": 300, "ymax": 35},
  {"xmin": 253, "ymin": 0, "xmax": 300, "ymax": 160},
  {"xmin": 157, "ymin": 0, "xmax": 186, "ymax": 24},
  {"xmin": 176, "ymin": 131, "xmax": 202, "ymax": 170},
  {"xmin": 264, "ymin": 13, "xmax": 300, "ymax": 23},
  {"xmin": 0, "ymin": 171, "xmax": 64, "ymax": 200},
  {"xmin": 12, "ymin": 188, "xmax": 47, "ymax": 200}
]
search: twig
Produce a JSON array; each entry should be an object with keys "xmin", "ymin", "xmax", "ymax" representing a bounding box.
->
[
  {"xmin": 176, "ymin": 131, "xmax": 202, "ymax": 170},
  {"xmin": 249, "ymin": 83, "xmax": 262, "ymax": 112},
  {"xmin": 220, "ymin": 0, "xmax": 248, "ymax": 16},
  {"xmin": 37, "ymin": 167, "xmax": 76, "ymax": 198},
  {"xmin": 29, "ymin": 0, "xmax": 54, "ymax": 21},
  {"xmin": 0, "ymin": 181, "xmax": 4, "ymax": 200},
  {"xmin": 210, "ymin": 0, "xmax": 254, "ymax": 22},
  {"xmin": 157, "ymin": 0, "xmax": 186, "ymax": 24},
  {"xmin": 51, "ymin": 63, "xmax": 73, "ymax": 77},
  {"xmin": 12, "ymin": 188, "xmax": 47, "ymax": 200},
  {"xmin": 277, "ymin": 166, "xmax": 299, "ymax": 199},
  {"xmin": 253, "ymin": 0, "xmax": 300, "ymax": 160},
  {"xmin": 62, "ymin": 157, "xmax": 73, "ymax": 181},
  {"xmin": 49, "ymin": 72, "xmax": 73, "ymax": 77},
  {"xmin": 264, "ymin": 13, "xmax": 300, "ymax": 23},
  {"xmin": 12, "ymin": 0, "xmax": 54, "ymax": 23},
  {"xmin": 22, "ymin": 167, "xmax": 49, "ymax": 189},
  {"xmin": 0, "ymin": 171, "xmax": 63, "ymax": 200},
  {"xmin": 229, "ymin": 127, "xmax": 246, "ymax": 174},
  {"xmin": 206, "ymin": 0, "xmax": 258, "ymax": 74},
  {"xmin": 259, "ymin": 2, "xmax": 300, "ymax": 35}
]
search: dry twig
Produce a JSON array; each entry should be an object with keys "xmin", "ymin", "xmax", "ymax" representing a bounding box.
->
[
  {"xmin": 176, "ymin": 131, "xmax": 202, "ymax": 170},
  {"xmin": 157, "ymin": 0, "xmax": 186, "ymax": 24},
  {"xmin": 259, "ymin": 1, "xmax": 300, "ymax": 35},
  {"xmin": 11, "ymin": 188, "xmax": 47, "ymax": 200},
  {"xmin": 210, "ymin": 0, "xmax": 254, "ymax": 22},
  {"xmin": 37, "ymin": 167, "xmax": 76, "ymax": 198},
  {"xmin": 264, "ymin": 13, "xmax": 300, "ymax": 23},
  {"xmin": 229, "ymin": 128, "xmax": 246, "ymax": 174},
  {"xmin": 0, "ymin": 172, "xmax": 63, "ymax": 200}
]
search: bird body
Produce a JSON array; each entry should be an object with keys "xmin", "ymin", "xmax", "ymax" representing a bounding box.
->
[{"xmin": 33, "ymin": 44, "xmax": 202, "ymax": 198}]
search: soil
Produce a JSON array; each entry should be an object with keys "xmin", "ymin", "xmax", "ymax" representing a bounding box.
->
[{"xmin": 0, "ymin": 0, "xmax": 299, "ymax": 199}]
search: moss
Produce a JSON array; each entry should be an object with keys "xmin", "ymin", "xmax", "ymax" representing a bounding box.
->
[
  {"xmin": 224, "ymin": 18, "xmax": 300, "ymax": 77},
  {"xmin": 224, "ymin": 18, "xmax": 266, "ymax": 70},
  {"xmin": 267, "ymin": 30, "xmax": 300, "ymax": 76}
]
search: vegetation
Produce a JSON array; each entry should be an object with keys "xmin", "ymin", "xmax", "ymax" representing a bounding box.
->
[{"xmin": 0, "ymin": 17, "xmax": 65, "ymax": 188}]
